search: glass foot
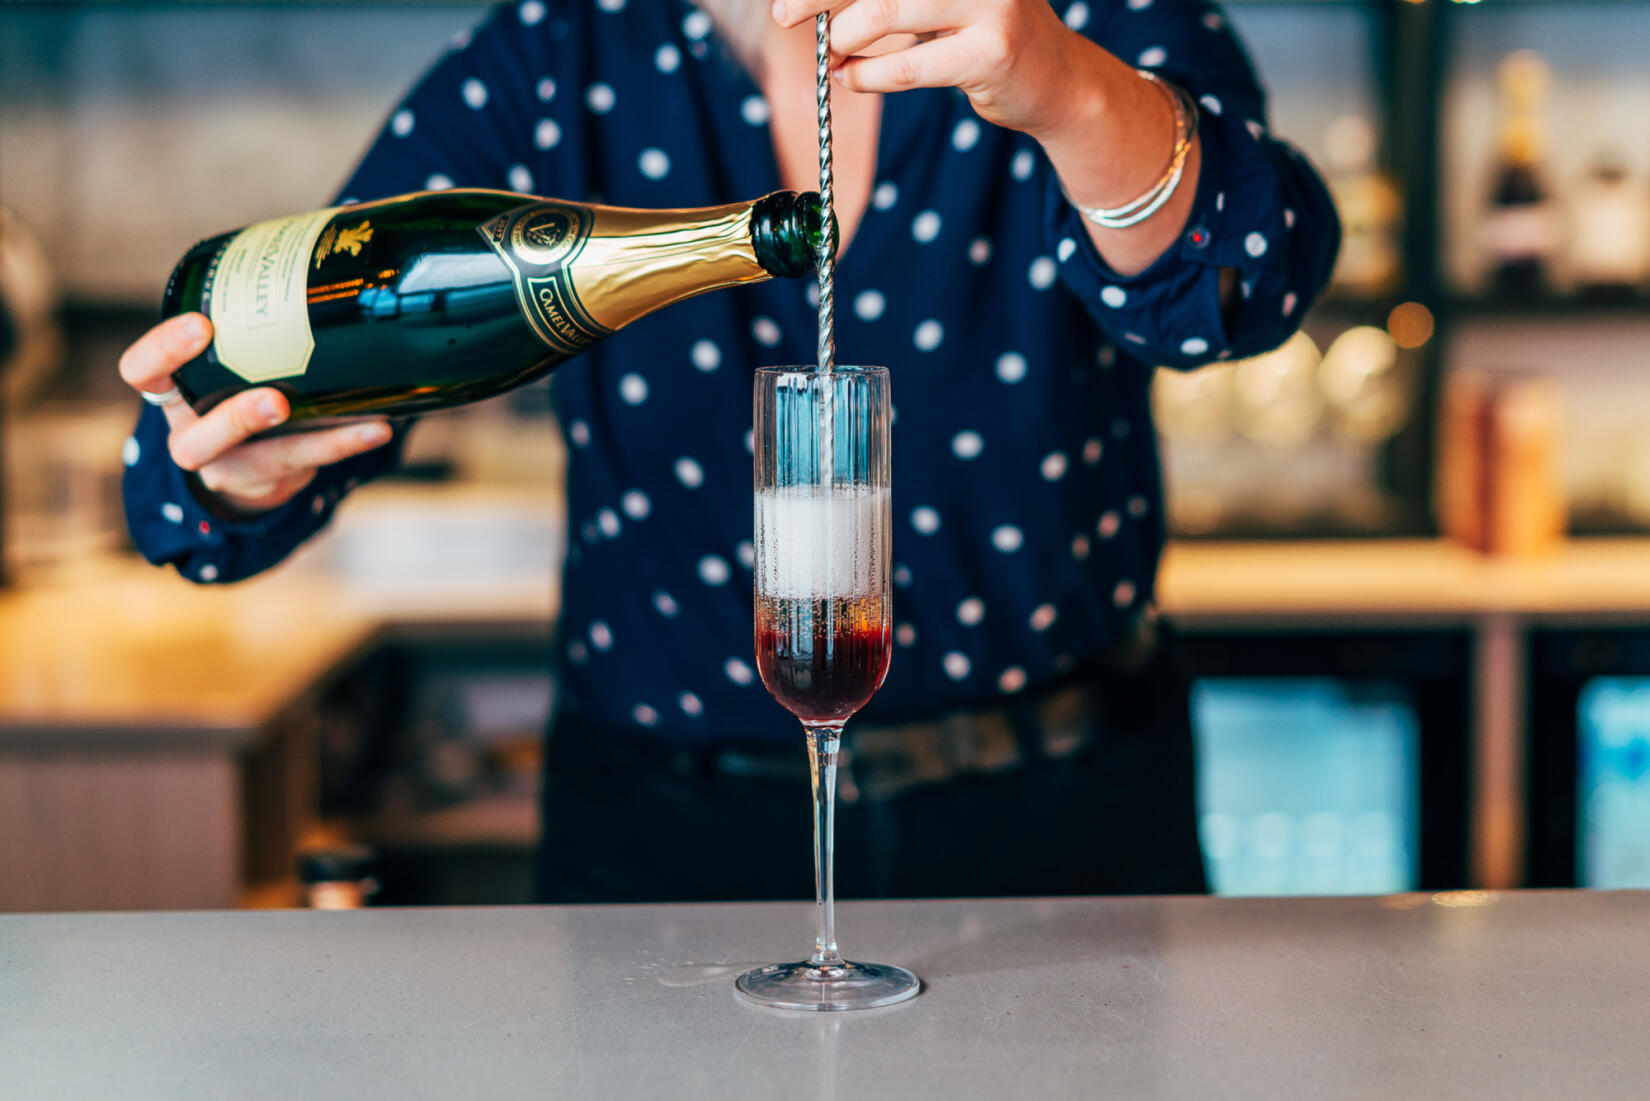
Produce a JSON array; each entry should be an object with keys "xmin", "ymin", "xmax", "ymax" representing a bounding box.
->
[{"xmin": 735, "ymin": 959, "xmax": 920, "ymax": 1011}]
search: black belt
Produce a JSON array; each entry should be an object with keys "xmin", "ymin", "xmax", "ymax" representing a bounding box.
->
[{"xmin": 556, "ymin": 609, "xmax": 1161, "ymax": 804}]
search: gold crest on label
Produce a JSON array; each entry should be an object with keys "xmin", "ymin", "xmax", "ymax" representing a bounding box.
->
[
  {"xmin": 314, "ymin": 220, "xmax": 375, "ymax": 269},
  {"xmin": 511, "ymin": 207, "xmax": 581, "ymax": 266}
]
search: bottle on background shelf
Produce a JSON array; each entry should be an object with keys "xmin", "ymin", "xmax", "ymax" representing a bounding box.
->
[
  {"xmin": 1323, "ymin": 115, "xmax": 1402, "ymax": 300},
  {"xmin": 1436, "ymin": 367, "xmax": 1566, "ymax": 557},
  {"xmin": 1568, "ymin": 151, "xmax": 1650, "ymax": 300},
  {"xmin": 162, "ymin": 189, "xmax": 825, "ymax": 429},
  {"xmin": 1479, "ymin": 51, "xmax": 1563, "ymax": 300}
]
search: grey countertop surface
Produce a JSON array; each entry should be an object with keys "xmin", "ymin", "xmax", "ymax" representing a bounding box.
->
[{"xmin": 2, "ymin": 891, "xmax": 1646, "ymax": 1099}]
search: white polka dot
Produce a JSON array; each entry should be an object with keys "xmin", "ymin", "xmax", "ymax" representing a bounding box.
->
[
  {"xmin": 698, "ymin": 555, "xmax": 731, "ymax": 586},
  {"xmin": 451, "ymin": 28, "xmax": 471, "ymax": 49},
  {"xmin": 537, "ymin": 77, "xmax": 557, "ymax": 102},
  {"xmin": 508, "ymin": 164, "xmax": 534, "ymax": 193},
  {"xmin": 1246, "ymin": 120, "xmax": 1266, "ymax": 142},
  {"xmin": 632, "ymin": 703, "xmax": 659, "ymax": 727},
  {"xmin": 597, "ymin": 0, "xmax": 626, "ymax": 11},
  {"xmin": 1138, "ymin": 46, "xmax": 1167, "ymax": 68},
  {"xmin": 911, "ymin": 210, "xmax": 942, "ymax": 242},
  {"xmin": 519, "ymin": 0, "xmax": 546, "ymax": 23},
  {"xmin": 1200, "ymin": 94, "xmax": 1222, "ymax": 116},
  {"xmin": 895, "ymin": 623, "xmax": 917, "ymax": 648},
  {"xmin": 1283, "ymin": 292, "xmax": 1299, "ymax": 316},
  {"xmin": 956, "ymin": 597, "xmax": 986, "ymax": 626},
  {"xmin": 678, "ymin": 692, "xmax": 704, "ymax": 716},
  {"xmin": 122, "ymin": 436, "xmax": 140, "ymax": 466},
  {"xmin": 425, "ymin": 173, "xmax": 455, "ymax": 191},
  {"xmin": 637, "ymin": 148, "xmax": 670, "ymax": 180},
  {"xmin": 674, "ymin": 457, "xmax": 705, "ymax": 489},
  {"xmin": 998, "ymin": 667, "xmax": 1028, "ymax": 694},
  {"xmin": 1064, "ymin": 1, "xmax": 1089, "ymax": 29},
  {"xmin": 568, "ymin": 640, "xmax": 589, "ymax": 665},
  {"xmin": 1203, "ymin": 10, "xmax": 1225, "ymax": 30},
  {"xmin": 614, "ymin": 492, "xmax": 649, "ymax": 522},
  {"xmin": 655, "ymin": 43, "xmax": 681, "ymax": 73},
  {"xmin": 1245, "ymin": 232, "xmax": 1269, "ymax": 258},
  {"xmin": 1098, "ymin": 510, "xmax": 1121, "ymax": 539},
  {"xmin": 690, "ymin": 339, "xmax": 721, "ymax": 371},
  {"xmin": 568, "ymin": 419, "xmax": 590, "ymax": 447},
  {"xmin": 1100, "ymin": 286, "xmax": 1128, "ymax": 308},
  {"xmin": 683, "ymin": 9, "xmax": 712, "ymax": 38},
  {"xmin": 872, "ymin": 181, "xmax": 898, "ymax": 210},
  {"xmin": 161, "ymin": 502, "xmax": 184, "ymax": 523},
  {"xmin": 652, "ymin": 590, "xmax": 679, "ymax": 618},
  {"xmin": 1241, "ymin": 280, "xmax": 1253, "ymax": 300},
  {"xmin": 914, "ymin": 320, "xmax": 944, "ymax": 352},
  {"xmin": 737, "ymin": 541, "xmax": 755, "ymax": 570},
  {"xmin": 1037, "ymin": 452, "xmax": 1068, "ymax": 482},
  {"xmin": 1180, "ymin": 337, "xmax": 1210, "ymax": 357},
  {"xmin": 1028, "ymin": 256, "xmax": 1057, "ymax": 290},
  {"xmin": 1216, "ymin": 191, "xmax": 1226, "ymax": 212},
  {"xmin": 1071, "ymin": 534, "xmax": 1091, "ymax": 560},
  {"xmin": 589, "ymin": 621, "xmax": 614, "ymax": 651},
  {"xmin": 1128, "ymin": 0, "xmax": 1154, "ymax": 8},
  {"xmin": 462, "ymin": 78, "xmax": 489, "ymax": 110},
  {"xmin": 741, "ymin": 95, "xmax": 771, "ymax": 126},
  {"xmin": 853, "ymin": 289, "xmax": 886, "ymax": 322},
  {"xmin": 943, "ymin": 652, "xmax": 972, "ymax": 681},
  {"xmin": 805, "ymin": 281, "xmax": 820, "ymax": 309},
  {"xmin": 1114, "ymin": 580, "xmax": 1137, "ymax": 607},
  {"xmin": 534, "ymin": 119, "xmax": 561, "ymax": 149},
  {"xmin": 751, "ymin": 317, "xmax": 781, "ymax": 347},
  {"xmin": 391, "ymin": 109, "xmax": 415, "ymax": 137},
  {"xmin": 1127, "ymin": 495, "xmax": 1149, "ymax": 518},
  {"xmin": 1082, "ymin": 438, "xmax": 1103, "ymax": 465},
  {"xmin": 597, "ymin": 508, "xmax": 621, "ymax": 538},
  {"xmin": 585, "ymin": 83, "xmax": 616, "ymax": 113},
  {"xmin": 995, "ymin": 351, "xmax": 1028, "ymax": 384},
  {"xmin": 1056, "ymin": 237, "xmax": 1078, "ymax": 264},
  {"xmin": 911, "ymin": 507, "xmax": 941, "ymax": 535},
  {"xmin": 952, "ymin": 118, "xmax": 981, "ymax": 151},
  {"xmin": 968, "ymin": 237, "xmax": 993, "ymax": 265},
  {"xmin": 1011, "ymin": 150, "xmax": 1035, "ymax": 181},
  {"xmin": 1124, "ymin": 332, "xmax": 1146, "ymax": 345},
  {"xmin": 951, "ymin": 430, "xmax": 983, "ymax": 460},
  {"xmin": 991, "ymin": 525, "xmax": 1024, "ymax": 553},
  {"xmin": 743, "ymin": 428, "xmax": 755, "ymax": 455},
  {"xmin": 619, "ymin": 373, "xmax": 649, "ymax": 404},
  {"xmin": 1030, "ymin": 604, "xmax": 1058, "ymax": 632},
  {"xmin": 725, "ymin": 657, "xmax": 755, "ymax": 686},
  {"xmin": 1285, "ymin": 208, "xmax": 1297, "ymax": 229},
  {"xmin": 1113, "ymin": 418, "xmax": 1131, "ymax": 440}
]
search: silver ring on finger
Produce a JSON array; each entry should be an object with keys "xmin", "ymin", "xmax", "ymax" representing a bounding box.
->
[{"xmin": 141, "ymin": 385, "xmax": 185, "ymax": 408}]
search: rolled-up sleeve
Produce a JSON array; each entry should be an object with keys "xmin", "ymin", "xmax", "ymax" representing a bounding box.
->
[
  {"xmin": 122, "ymin": 3, "xmax": 546, "ymax": 583},
  {"xmin": 1047, "ymin": 0, "xmax": 1341, "ymax": 370}
]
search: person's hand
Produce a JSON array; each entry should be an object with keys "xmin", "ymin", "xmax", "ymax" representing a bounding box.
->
[
  {"xmin": 118, "ymin": 312, "xmax": 393, "ymax": 515},
  {"xmin": 774, "ymin": 0, "xmax": 1112, "ymax": 140}
]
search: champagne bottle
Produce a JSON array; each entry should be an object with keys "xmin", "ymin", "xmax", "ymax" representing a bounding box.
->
[
  {"xmin": 162, "ymin": 189, "xmax": 824, "ymax": 425},
  {"xmin": 1479, "ymin": 51, "xmax": 1561, "ymax": 299}
]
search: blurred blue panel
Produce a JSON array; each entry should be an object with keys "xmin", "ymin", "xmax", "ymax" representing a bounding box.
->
[
  {"xmin": 1192, "ymin": 679, "xmax": 1418, "ymax": 897},
  {"xmin": 1577, "ymin": 679, "xmax": 1650, "ymax": 889}
]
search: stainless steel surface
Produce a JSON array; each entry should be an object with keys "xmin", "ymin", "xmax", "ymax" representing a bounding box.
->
[{"xmin": 3, "ymin": 892, "xmax": 1647, "ymax": 1099}]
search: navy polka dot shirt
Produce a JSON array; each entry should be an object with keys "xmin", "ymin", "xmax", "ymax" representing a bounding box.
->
[{"xmin": 124, "ymin": 0, "xmax": 1338, "ymax": 744}]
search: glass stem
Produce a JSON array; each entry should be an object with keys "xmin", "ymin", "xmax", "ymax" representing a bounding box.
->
[{"xmin": 805, "ymin": 722, "xmax": 845, "ymax": 971}]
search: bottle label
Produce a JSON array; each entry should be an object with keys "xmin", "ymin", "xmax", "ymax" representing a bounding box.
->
[
  {"xmin": 205, "ymin": 207, "xmax": 338, "ymax": 384},
  {"xmin": 477, "ymin": 202, "xmax": 613, "ymax": 356}
]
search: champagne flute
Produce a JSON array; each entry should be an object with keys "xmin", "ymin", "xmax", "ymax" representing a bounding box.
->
[{"xmin": 737, "ymin": 364, "xmax": 920, "ymax": 1011}]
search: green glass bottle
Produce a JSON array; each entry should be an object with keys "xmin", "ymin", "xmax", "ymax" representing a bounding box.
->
[{"xmin": 162, "ymin": 189, "xmax": 824, "ymax": 426}]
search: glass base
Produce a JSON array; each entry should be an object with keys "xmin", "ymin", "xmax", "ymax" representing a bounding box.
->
[{"xmin": 734, "ymin": 959, "xmax": 921, "ymax": 1011}]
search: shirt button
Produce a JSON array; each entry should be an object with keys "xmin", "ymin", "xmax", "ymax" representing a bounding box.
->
[{"xmin": 1185, "ymin": 225, "xmax": 1212, "ymax": 250}]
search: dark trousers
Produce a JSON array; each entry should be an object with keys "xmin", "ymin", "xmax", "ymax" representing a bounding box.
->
[{"xmin": 535, "ymin": 630, "xmax": 1208, "ymax": 903}]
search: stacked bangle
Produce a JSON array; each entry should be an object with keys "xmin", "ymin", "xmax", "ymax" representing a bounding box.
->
[{"xmin": 1067, "ymin": 71, "xmax": 1200, "ymax": 231}]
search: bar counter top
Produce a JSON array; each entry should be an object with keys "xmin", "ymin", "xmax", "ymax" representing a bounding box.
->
[{"xmin": 2, "ymin": 890, "xmax": 1646, "ymax": 1099}]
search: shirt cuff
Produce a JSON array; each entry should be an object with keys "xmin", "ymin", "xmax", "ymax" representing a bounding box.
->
[{"xmin": 1047, "ymin": 105, "xmax": 1288, "ymax": 369}]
